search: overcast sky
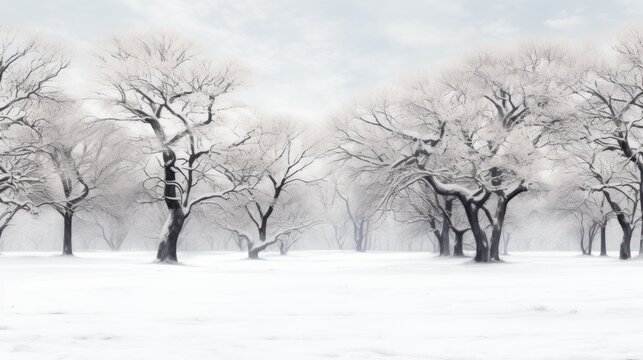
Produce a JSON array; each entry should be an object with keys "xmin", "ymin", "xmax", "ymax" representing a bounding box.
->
[{"xmin": 3, "ymin": 0, "xmax": 643, "ymax": 120}]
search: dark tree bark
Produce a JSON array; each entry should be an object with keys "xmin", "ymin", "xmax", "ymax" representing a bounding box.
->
[
  {"xmin": 422, "ymin": 173, "xmax": 527, "ymax": 263},
  {"xmin": 246, "ymin": 175, "xmax": 287, "ymax": 259},
  {"xmin": 620, "ymin": 228, "xmax": 633, "ymax": 260},
  {"xmin": 248, "ymin": 227, "xmax": 272, "ymax": 259},
  {"xmin": 156, "ymin": 208, "xmax": 185, "ymax": 263},
  {"xmin": 600, "ymin": 224, "xmax": 607, "ymax": 256},
  {"xmin": 453, "ymin": 230, "xmax": 465, "ymax": 257},
  {"xmin": 53, "ymin": 174, "xmax": 89, "ymax": 257},
  {"xmin": 422, "ymin": 174, "xmax": 492, "ymax": 262},
  {"xmin": 462, "ymin": 201, "xmax": 489, "ymax": 262},
  {"xmin": 602, "ymin": 190, "xmax": 634, "ymax": 260},
  {"xmin": 62, "ymin": 208, "xmax": 73, "ymax": 255},
  {"xmin": 156, "ymin": 151, "xmax": 186, "ymax": 263}
]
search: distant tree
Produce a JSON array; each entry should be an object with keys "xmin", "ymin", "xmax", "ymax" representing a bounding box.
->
[
  {"xmin": 557, "ymin": 29, "xmax": 643, "ymax": 258},
  {"xmin": 272, "ymin": 192, "xmax": 322, "ymax": 255},
  {"xmin": 38, "ymin": 105, "xmax": 132, "ymax": 255},
  {"xmin": 335, "ymin": 182, "xmax": 380, "ymax": 252},
  {"xmin": 231, "ymin": 118, "xmax": 320, "ymax": 259},
  {"xmin": 318, "ymin": 181, "xmax": 350, "ymax": 250},
  {"xmin": 0, "ymin": 29, "xmax": 68, "ymax": 249}
]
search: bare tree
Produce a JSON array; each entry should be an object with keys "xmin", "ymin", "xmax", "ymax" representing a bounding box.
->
[
  {"xmin": 336, "ymin": 43, "xmax": 572, "ymax": 262},
  {"xmin": 96, "ymin": 32, "xmax": 250, "ymax": 263},
  {"xmin": 0, "ymin": 29, "xmax": 68, "ymax": 248},
  {"xmin": 271, "ymin": 193, "xmax": 322, "ymax": 255},
  {"xmin": 232, "ymin": 118, "xmax": 320, "ymax": 259},
  {"xmin": 318, "ymin": 181, "xmax": 350, "ymax": 250},
  {"xmin": 558, "ymin": 29, "xmax": 643, "ymax": 258},
  {"xmin": 392, "ymin": 180, "xmax": 460, "ymax": 256},
  {"xmin": 38, "ymin": 105, "xmax": 132, "ymax": 255},
  {"xmin": 335, "ymin": 182, "xmax": 380, "ymax": 252}
]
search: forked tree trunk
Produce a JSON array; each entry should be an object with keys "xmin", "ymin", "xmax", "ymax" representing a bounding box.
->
[
  {"xmin": 489, "ymin": 197, "xmax": 508, "ymax": 261},
  {"xmin": 248, "ymin": 243, "xmax": 270, "ymax": 259},
  {"xmin": 355, "ymin": 237, "xmax": 365, "ymax": 252},
  {"xmin": 463, "ymin": 202, "xmax": 489, "ymax": 262},
  {"xmin": 423, "ymin": 175, "xmax": 496, "ymax": 263},
  {"xmin": 602, "ymin": 191, "xmax": 633, "ymax": 260},
  {"xmin": 248, "ymin": 244, "xmax": 259, "ymax": 259},
  {"xmin": 354, "ymin": 219, "xmax": 367, "ymax": 252},
  {"xmin": 600, "ymin": 225, "xmax": 607, "ymax": 256},
  {"xmin": 62, "ymin": 209, "xmax": 73, "ymax": 256},
  {"xmin": 156, "ymin": 207, "xmax": 185, "ymax": 263},
  {"xmin": 248, "ymin": 226, "xmax": 269, "ymax": 259}
]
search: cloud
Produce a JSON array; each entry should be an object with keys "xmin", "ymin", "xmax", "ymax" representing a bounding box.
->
[
  {"xmin": 480, "ymin": 19, "xmax": 519, "ymax": 36},
  {"xmin": 3, "ymin": 0, "xmax": 643, "ymax": 121},
  {"xmin": 545, "ymin": 11, "xmax": 585, "ymax": 30}
]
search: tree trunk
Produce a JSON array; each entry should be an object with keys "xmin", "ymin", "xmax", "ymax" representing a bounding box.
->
[
  {"xmin": 355, "ymin": 219, "xmax": 367, "ymax": 252},
  {"xmin": 155, "ymin": 150, "xmax": 186, "ymax": 263},
  {"xmin": 156, "ymin": 208, "xmax": 185, "ymax": 263},
  {"xmin": 602, "ymin": 190, "xmax": 633, "ymax": 260},
  {"xmin": 248, "ymin": 244, "xmax": 260, "ymax": 259},
  {"xmin": 489, "ymin": 197, "xmax": 508, "ymax": 261},
  {"xmin": 639, "ymin": 167, "xmax": 643, "ymax": 258},
  {"xmin": 580, "ymin": 227, "xmax": 588, "ymax": 255},
  {"xmin": 463, "ymin": 202, "xmax": 489, "ymax": 262},
  {"xmin": 600, "ymin": 225, "xmax": 607, "ymax": 256},
  {"xmin": 439, "ymin": 198, "xmax": 452, "ymax": 256},
  {"xmin": 620, "ymin": 227, "xmax": 633, "ymax": 260},
  {"xmin": 248, "ymin": 226, "xmax": 269, "ymax": 259},
  {"xmin": 62, "ymin": 209, "xmax": 73, "ymax": 256},
  {"xmin": 465, "ymin": 209, "xmax": 489, "ymax": 262},
  {"xmin": 453, "ymin": 231, "xmax": 464, "ymax": 257},
  {"xmin": 279, "ymin": 241, "xmax": 287, "ymax": 255},
  {"xmin": 355, "ymin": 238, "xmax": 365, "ymax": 252},
  {"xmin": 0, "ymin": 226, "xmax": 6, "ymax": 253}
]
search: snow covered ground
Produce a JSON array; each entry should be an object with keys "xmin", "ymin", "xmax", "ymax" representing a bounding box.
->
[{"xmin": 0, "ymin": 251, "xmax": 642, "ymax": 360}]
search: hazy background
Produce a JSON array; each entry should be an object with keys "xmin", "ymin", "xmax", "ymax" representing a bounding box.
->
[{"xmin": 1, "ymin": 0, "xmax": 640, "ymax": 253}]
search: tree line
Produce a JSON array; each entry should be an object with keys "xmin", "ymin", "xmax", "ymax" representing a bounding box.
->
[{"xmin": 1, "ymin": 27, "xmax": 643, "ymax": 263}]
